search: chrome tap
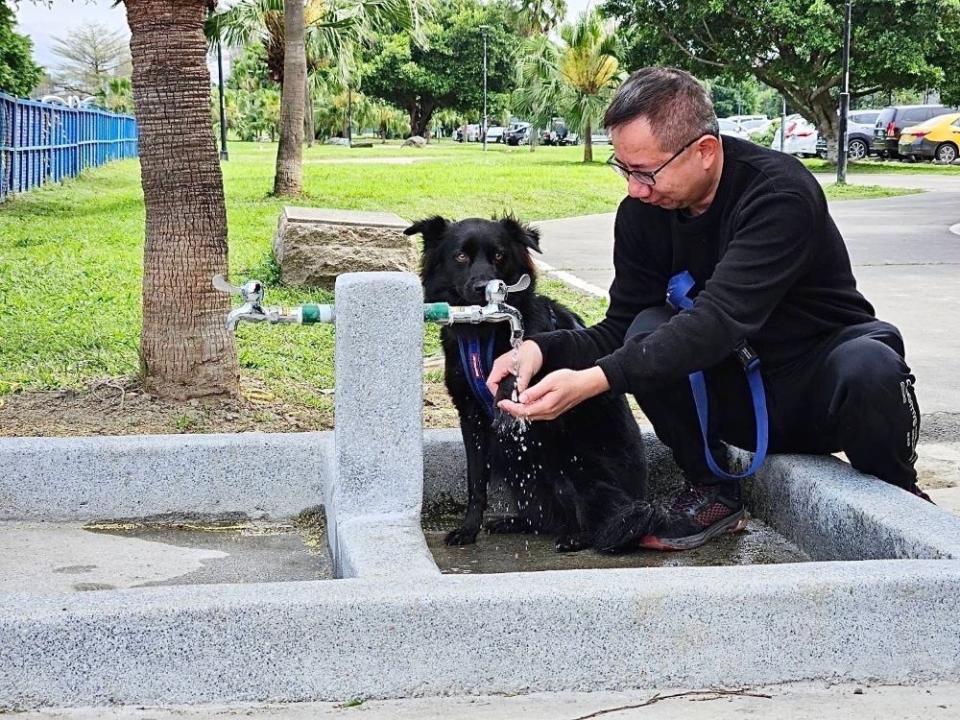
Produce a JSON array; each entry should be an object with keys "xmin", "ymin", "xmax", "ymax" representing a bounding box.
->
[
  {"xmin": 213, "ymin": 275, "xmax": 334, "ymax": 331},
  {"xmin": 480, "ymin": 275, "xmax": 528, "ymax": 344},
  {"xmin": 431, "ymin": 274, "xmax": 529, "ymax": 344}
]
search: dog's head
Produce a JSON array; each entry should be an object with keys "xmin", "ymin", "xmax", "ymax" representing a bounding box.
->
[{"xmin": 405, "ymin": 216, "xmax": 541, "ymax": 305}]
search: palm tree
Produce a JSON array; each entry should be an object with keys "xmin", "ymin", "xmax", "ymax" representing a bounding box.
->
[
  {"xmin": 124, "ymin": 0, "xmax": 239, "ymax": 398},
  {"xmin": 512, "ymin": 0, "xmax": 567, "ymax": 37},
  {"xmin": 210, "ymin": 0, "xmax": 431, "ymax": 194},
  {"xmin": 514, "ymin": 10, "xmax": 621, "ymax": 162},
  {"xmin": 558, "ymin": 10, "xmax": 621, "ymax": 162},
  {"xmin": 274, "ymin": 0, "xmax": 306, "ymax": 195},
  {"xmin": 513, "ymin": 33, "xmax": 562, "ymax": 153}
]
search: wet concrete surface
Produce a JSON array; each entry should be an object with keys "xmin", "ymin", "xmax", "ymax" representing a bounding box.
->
[
  {"xmin": 424, "ymin": 516, "xmax": 809, "ymax": 574},
  {"xmin": 87, "ymin": 515, "xmax": 334, "ymax": 587},
  {"xmin": 0, "ymin": 515, "xmax": 333, "ymax": 594}
]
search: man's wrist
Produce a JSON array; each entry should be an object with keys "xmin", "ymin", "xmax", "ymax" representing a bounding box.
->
[{"xmin": 580, "ymin": 366, "xmax": 610, "ymax": 397}]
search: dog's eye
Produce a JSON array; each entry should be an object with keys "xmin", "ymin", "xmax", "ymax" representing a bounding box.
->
[
  {"xmin": 494, "ymin": 252, "xmax": 504, "ymax": 263},
  {"xmin": 455, "ymin": 252, "xmax": 469, "ymax": 263}
]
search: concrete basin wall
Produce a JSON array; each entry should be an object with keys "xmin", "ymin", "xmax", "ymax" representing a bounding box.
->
[{"xmin": 3, "ymin": 272, "xmax": 960, "ymax": 707}]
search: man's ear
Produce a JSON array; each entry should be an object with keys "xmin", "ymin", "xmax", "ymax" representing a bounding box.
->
[
  {"xmin": 404, "ymin": 216, "xmax": 449, "ymax": 252},
  {"xmin": 697, "ymin": 134, "xmax": 721, "ymax": 170},
  {"xmin": 498, "ymin": 216, "xmax": 542, "ymax": 254}
]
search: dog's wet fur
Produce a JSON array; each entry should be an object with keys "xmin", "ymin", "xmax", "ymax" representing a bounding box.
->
[{"xmin": 408, "ymin": 215, "xmax": 658, "ymax": 553}]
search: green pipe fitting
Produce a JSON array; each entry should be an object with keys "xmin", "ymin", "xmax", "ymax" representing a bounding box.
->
[{"xmin": 423, "ymin": 302, "xmax": 451, "ymax": 323}]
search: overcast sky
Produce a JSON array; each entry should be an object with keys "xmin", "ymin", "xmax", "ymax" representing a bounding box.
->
[{"xmin": 16, "ymin": 0, "xmax": 598, "ymax": 71}]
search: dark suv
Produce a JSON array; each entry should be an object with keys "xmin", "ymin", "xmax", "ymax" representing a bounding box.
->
[{"xmin": 873, "ymin": 105, "xmax": 960, "ymax": 158}]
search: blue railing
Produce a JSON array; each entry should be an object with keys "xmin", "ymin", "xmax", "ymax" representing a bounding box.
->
[{"xmin": 0, "ymin": 93, "xmax": 138, "ymax": 203}]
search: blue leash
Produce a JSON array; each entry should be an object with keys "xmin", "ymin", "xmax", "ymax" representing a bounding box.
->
[
  {"xmin": 457, "ymin": 335, "xmax": 497, "ymax": 419},
  {"xmin": 666, "ymin": 271, "xmax": 769, "ymax": 479}
]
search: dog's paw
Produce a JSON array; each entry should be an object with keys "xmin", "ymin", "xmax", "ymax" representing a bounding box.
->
[
  {"xmin": 444, "ymin": 526, "xmax": 479, "ymax": 546},
  {"xmin": 554, "ymin": 532, "xmax": 592, "ymax": 553},
  {"xmin": 492, "ymin": 376, "xmax": 529, "ymax": 436},
  {"xmin": 483, "ymin": 515, "xmax": 525, "ymax": 534}
]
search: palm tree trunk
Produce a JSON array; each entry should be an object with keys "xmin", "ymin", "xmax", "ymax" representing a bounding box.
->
[
  {"xmin": 583, "ymin": 119, "xmax": 593, "ymax": 162},
  {"xmin": 274, "ymin": 0, "xmax": 306, "ymax": 196},
  {"xmin": 125, "ymin": 0, "xmax": 239, "ymax": 400},
  {"xmin": 304, "ymin": 76, "xmax": 314, "ymax": 148}
]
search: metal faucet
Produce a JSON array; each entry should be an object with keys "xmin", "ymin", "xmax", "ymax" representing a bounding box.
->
[
  {"xmin": 434, "ymin": 274, "xmax": 529, "ymax": 344},
  {"xmin": 213, "ymin": 275, "xmax": 334, "ymax": 331}
]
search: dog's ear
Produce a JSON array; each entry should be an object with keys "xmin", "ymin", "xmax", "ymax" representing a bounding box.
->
[
  {"xmin": 404, "ymin": 216, "xmax": 449, "ymax": 252},
  {"xmin": 498, "ymin": 216, "xmax": 542, "ymax": 254}
]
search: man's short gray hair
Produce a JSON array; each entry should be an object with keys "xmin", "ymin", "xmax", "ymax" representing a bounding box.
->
[{"xmin": 603, "ymin": 67, "xmax": 719, "ymax": 152}]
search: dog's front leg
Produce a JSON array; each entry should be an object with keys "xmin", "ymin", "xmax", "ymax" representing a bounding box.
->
[{"xmin": 445, "ymin": 412, "xmax": 491, "ymax": 546}]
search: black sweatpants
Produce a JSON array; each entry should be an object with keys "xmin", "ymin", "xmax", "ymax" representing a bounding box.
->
[{"xmin": 626, "ymin": 307, "xmax": 920, "ymax": 490}]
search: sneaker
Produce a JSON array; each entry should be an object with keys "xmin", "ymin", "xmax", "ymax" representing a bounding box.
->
[
  {"xmin": 639, "ymin": 482, "xmax": 748, "ymax": 551},
  {"xmin": 909, "ymin": 484, "xmax": 935, "ymax": 504}
]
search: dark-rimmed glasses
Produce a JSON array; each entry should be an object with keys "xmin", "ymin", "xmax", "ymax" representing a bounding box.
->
[{"xmin": 606, "ymin": 135, "xmax": 702, "ymax": 186}]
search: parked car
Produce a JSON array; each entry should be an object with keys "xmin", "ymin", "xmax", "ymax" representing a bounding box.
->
[
  {"xmin": 485, "ymin": 125, "xmax": 505, "ymax": 143},
  {"xmin": 543, "ymin": 125, "xmax": 579, "ymax": 145},
  {"xmin": 456, "ymin": 124, "xmax": 481, "ymax": 142},
  {"xmin": 872, "ymin": 105, "xmax": 960, "ymax": 158},
  {"xmin": 770, "ymin": 115, "xmax": 818, "ymax": 156},
  {"xmin": 718, "ymin": 118, "xmax": 751, "ymax": 140},
  {"xmin": 898, "ymin": 112, "xmax": 960, "ymax": 163},
  {"xmin": 723, "ymin": 114, "xmax": 771, "ymax": 137},
  {"xmin": 815, "ymin": 109, "xmax": 881, "ymax": 160},
  {"xmin": 590, "ymin": 129, "xmax": 611, "ymax": 145},
  {"xmin": 505, "ymin": 122, "xmax": 531, "ymax": 146}
]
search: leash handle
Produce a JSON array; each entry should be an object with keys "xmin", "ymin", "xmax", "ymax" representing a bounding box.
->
[{"xmin": 665, "ymin": 271, "xmax": 769, "ymax": 479}]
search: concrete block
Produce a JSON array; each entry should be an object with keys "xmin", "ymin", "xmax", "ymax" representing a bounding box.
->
[
  {"xmin": 273, "ymin": 207, "xmax": 417, "ymax": 288},
  {"xmin": 337, "ymin": 516, "xmax": 440, "ymax": 578},
  {"xmin": 745, "ymin": 452, "xmax": 960, "ymax": 560},
  {"xmin": 2, "ymin": 561, "xmax": 959, "ymax": 707},
  {"xmin": 0, "ymin": 433, "xmax": 330, "ymax": 522},
  {"xmin": 329, "ymin": 273, "xmax": 425, "ymax": 576}
]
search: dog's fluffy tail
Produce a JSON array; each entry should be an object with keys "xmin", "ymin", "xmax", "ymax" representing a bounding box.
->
[{"xmin": 594, "ymin": 500, "xmax": 670, "ymax": 555}]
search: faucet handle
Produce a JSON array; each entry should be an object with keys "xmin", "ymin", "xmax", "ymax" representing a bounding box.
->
[
  {"xmin": 505, "ymin": 274, "xmax": 531, "ymax": 295},
  {"xmin": 213, "ymin": 274, "xmax": 265, "ymax": 306},
  {"xmin": 485, "ymin": 273, "xmax": 531, "ymax": 304}
]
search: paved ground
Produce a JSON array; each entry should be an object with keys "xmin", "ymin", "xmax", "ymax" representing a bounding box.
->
[
  {"xmin": 533, "ymin": 172, "xmax": 960, "ymax": 490},
  {"xmin": 12, "ymin": 682, "xmax": 960, "ymax": 719}
]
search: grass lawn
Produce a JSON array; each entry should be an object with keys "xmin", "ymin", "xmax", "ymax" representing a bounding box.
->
[
  {"xmin": 0, "ymin": 139, "xmax": 924, "ymax": 420},
  {"xmin": 803, "ymin": 157, "xmax": 960, "ymax": 175}
]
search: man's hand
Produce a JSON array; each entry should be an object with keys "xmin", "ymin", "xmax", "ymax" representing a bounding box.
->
[
  {"xmin": 496, "ymin": 366, "xmax": 610, "ymax": 421},
  {"xmin": 486, "ymin": 340, "xmax": 544, "ymax": 399}
]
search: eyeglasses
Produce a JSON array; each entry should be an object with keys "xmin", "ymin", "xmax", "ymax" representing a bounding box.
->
[{"xmin": 606, "ymin": 135, "xmax": 702, "ymax": 186}]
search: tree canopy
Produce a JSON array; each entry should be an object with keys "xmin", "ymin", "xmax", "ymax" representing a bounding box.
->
[
  {"xmin": 604, "ymin": 0, "xmax": 960, "ymax": 152},
  {"xmin": 362, "ymin": 0, "xmax": 521, "ymax": 137},
  {"xmin": 0, "ymin": 2, "xmax": 42, "ymax": 97}
]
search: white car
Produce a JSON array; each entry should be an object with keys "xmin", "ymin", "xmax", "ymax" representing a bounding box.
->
[
  {"xmin": 770, "ymin": 115, "xmax": 818, "ymax": 156},
  {"xmin": 485, "ymin": 125, "xmax": 505, "ymax": 143},
  {"xmin": 718, "ymin": 118, "xmax": 751, "ymax": 139},
  {"xmin": 725, "ymin": 114, "xmax": 771, "ymax": 137}
]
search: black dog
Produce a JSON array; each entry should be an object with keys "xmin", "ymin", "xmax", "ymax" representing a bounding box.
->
[{"xmin": 407, "ymin": 215, "xmax": 651, "ymax": 552}]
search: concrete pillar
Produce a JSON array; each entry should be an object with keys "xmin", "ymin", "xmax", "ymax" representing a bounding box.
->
[{"xmin": 326, "ymin": 272, "xmax": 438, "ymax": 577}]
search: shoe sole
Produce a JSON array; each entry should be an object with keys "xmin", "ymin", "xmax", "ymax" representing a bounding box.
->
[{"xmin": 638, "ymin": 508, "xmax": 749, "ymax": 552}]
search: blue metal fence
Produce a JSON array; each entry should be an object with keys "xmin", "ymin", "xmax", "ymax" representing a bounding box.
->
[{"xmin": 0, "ymin": 93, "xmax": 138, "ymax": 203}]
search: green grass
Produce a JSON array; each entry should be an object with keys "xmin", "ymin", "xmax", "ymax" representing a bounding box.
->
[
  {"xmin": 803, "ymin": 157, "xmax": 960, "ymax": 175},
  {"xmin": 0, "ymin": 139, "xmax": 929, "ymax": 403},
  {"xmin": 0, "ymin": 141, "xmax": 619, "ymax": 401},
  {"xmin": 821, "ymin": 183, "xmax": 924, "ymax": 200}
]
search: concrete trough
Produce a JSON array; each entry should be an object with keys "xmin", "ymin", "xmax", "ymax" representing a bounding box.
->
[{"xmin": 2, "ymin": 272, "xmax": 960, "ymax": 708}]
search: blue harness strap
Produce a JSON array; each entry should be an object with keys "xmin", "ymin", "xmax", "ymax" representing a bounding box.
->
[
  {"xmin": 666, "ymin": 271, "xmax": 769, "ymax": 479},
  {"xmin": 457, "ymin": 335, "xmax": 497, "ymax": 418}
]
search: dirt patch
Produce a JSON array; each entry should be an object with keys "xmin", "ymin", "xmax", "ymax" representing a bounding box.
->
[{"xmin": 0, "ymin": 374, "xmax": 462, "ymax": 437}]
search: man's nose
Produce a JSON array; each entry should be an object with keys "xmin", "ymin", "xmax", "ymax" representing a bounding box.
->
[{"xmin": 628, "ymin": 176, "xmax": 652, "ymax": 199}]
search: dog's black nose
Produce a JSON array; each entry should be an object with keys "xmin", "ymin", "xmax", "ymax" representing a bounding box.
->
[{"xmin": 472, "ymin": 280, "xmax": 490, "ymax": 294}]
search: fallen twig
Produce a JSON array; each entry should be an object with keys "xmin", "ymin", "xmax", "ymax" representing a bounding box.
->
[{"xmin": 570, "ymin": 688, "xmax": 772, "ymax": 719}]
